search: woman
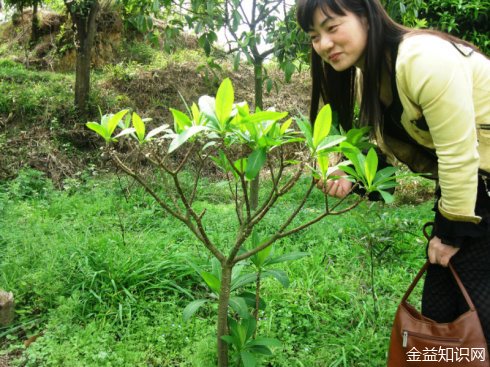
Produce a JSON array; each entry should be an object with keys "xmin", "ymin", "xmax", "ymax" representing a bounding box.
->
[{"xmin": 296, "ymin": 0, "xmax": 490, "ymax": 347}]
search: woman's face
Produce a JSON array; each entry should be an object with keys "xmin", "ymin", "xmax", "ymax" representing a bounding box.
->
[{"xmin": 308, "ymin": 6, "xmax": 369, "ymax": 71}]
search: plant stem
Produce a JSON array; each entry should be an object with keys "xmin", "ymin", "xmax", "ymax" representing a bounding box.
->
[
  {"xmin": 253, "ymin": 269, "xmax": 261, "ymax": 338},
  {"xmin": 217, "ymin": 264, "xmax": 233, "ymax": 367}
]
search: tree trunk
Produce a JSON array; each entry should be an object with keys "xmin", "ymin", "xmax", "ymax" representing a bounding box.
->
[
  {"xmin": 217, "ymin": 264, "xmax": 233, "ymax": 367},
  {"xmin": 66, "ymin": 0, "xmax": 99, "ymax": 117},
  {"xmin": 30, "ymin": 1, "xmax": 40, "ymax": 46},
  {"xmin": 250, "ymin": 59, "xmax": 264, "ymax": 211},
  {"xmin": 253, "ymin": 59, "xmax": 264, "ymax": 111},
  {"xmin": 0, "ymin": 291, "xmax": 14, "ymax": 326}
]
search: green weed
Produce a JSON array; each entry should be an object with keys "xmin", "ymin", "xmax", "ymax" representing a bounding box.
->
[{"xmin": 0, "ymin": 172, "xmax": 433, "ymax": 366}]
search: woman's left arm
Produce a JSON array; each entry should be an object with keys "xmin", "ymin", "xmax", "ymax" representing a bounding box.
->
[{"xmin": 397, "ymin": 37, "xmax": 482, "ymax": 250}]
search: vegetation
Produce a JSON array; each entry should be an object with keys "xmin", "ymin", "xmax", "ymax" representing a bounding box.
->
[
  {"xmin": 84, "ymin": 76, "xmax": 408, "ymax": 365},
  {"xmin": 0, "ymin": 166, "xmax": 435, "ymax": 366},
  {"xmin": 0, "ymin": 0, "xmax": 481, "ymax": 364}
]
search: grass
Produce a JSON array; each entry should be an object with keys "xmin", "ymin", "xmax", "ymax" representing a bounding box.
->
[{"xmin": 0, "ymin": 168, "xmax": 435, "ymax": 366}]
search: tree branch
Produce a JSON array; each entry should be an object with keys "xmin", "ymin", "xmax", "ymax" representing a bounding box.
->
[
  {"xmin": 111, "ymin": 150, "xmax": 225, "ymax": 262},
  {"xmin": 110, "ymin": 151, "xmax": 185, "ymax": 222},
  {"xmin": 170, "ymin": 170, "xmax": 226, "ymax": 261}
]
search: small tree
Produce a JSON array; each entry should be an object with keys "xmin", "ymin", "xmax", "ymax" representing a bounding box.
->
[
  {"xmin": 64, "ymin": 0, "xmax": 100, "ymax": 116},
  {"xmin": 166, "ymin": 0, "xmax": 310, "ymax": 210},
  {"xmin": 3, "ymin": 0, "xmax": 42, "ymax": 45},
  {"xmin": 86, "ymin": 78, "xmax": 399, "ymax": 367}
]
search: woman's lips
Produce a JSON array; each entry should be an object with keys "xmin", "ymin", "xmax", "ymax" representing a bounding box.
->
[{"xmin": 329, "ymin": 52, "xmax": 342, "ymax": 62}]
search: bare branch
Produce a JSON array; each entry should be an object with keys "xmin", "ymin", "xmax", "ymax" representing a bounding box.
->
[
  {"xmin": 250, "ymin": 161, "xmax": 304, "ymax": 228},
  {"xmin": 111, "ymin": 150, "xmax": 225, "ymax": 262},
  {"xmin": 189, "ymin": 149, "xmax": 213, "ymax": 206},
  {"xmin": 252, "ymin": 0, "xmax": 282, "ymax": 29},
  {"xmin": 110, "ymin": 151, "xmax": 186, "ymax": 221},
  {"xmin": 234, "ymin": 195, "xmax": 362, "ymax": 264},
  {"xmin": 223, "ymin": 150, "xmax": 251, "ymax": 221},
  {"xmin": 233, "ymin": 182, "xmax": 244, "ymax": 226},
  {"xmin": 239, "ymin": 2, "xmax": 252, "ymax": 27},
  {"xmin": 233, "ymin": 177, "xmax": 316, "ymax": 263},
  {"xmin": 175, "ymin": 143, "xmax": 196, "ymax": 174},
  {"xmin": 170, "ymin": 170, "xmax": 226, "ymax": 261},
  {"xmin": 329, "ymin": 183, "xmax": 360, "ymax": 212}
]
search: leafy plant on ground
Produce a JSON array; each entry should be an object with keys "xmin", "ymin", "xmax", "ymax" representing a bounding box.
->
[{"xmin": 86, "ymin": 78, "xmax": 401, "ymax": 366}]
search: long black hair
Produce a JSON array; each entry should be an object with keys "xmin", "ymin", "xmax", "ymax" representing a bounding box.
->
[{"xmin": 296, "ymin": 0, "xmax": 480, "ymax": 131}]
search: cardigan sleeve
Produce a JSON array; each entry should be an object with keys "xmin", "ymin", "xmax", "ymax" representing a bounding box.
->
[{"xmin": 396, "ymin": 36, "xmax": 481, "ymax": 229}]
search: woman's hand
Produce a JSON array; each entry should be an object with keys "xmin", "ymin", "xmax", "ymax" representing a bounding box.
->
[
  {"xmin": 316, "ymin": 169, "xmax": 353, "ymax": 198},
  {"xmin": 428, "ymin": 235, "xmax": 460, "ymax": 267}
]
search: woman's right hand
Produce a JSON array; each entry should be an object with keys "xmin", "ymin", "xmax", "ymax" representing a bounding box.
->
[{"xmin": 316, "ymin": 169, "xmax": 353, "ymax": 198}]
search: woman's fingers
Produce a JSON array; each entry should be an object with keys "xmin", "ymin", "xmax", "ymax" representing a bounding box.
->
[{"xmin": 316, "ymin": 177, "xmax": 350, "ymax": 198}]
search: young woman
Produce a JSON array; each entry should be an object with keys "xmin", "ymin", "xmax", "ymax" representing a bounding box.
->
[{"xmin": 296, "ymin": 0, "xmax": 490, "ymax": 347}]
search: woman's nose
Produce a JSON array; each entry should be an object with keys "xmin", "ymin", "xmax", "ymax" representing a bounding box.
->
[{"xmin": 319, "ymin": 35, "xmax": 334, "ymax": 52}]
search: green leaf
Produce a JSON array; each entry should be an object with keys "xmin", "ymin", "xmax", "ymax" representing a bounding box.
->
[
  {"xmin": 343, "ymin": 149, "xmax": 365, "ymax": 178},
  {"xmin": 215, "ymin": 78, "xmax": 234, "ymax": 126},
  {"xmin": 240, "ymin": 111, "xmax": 288, "ymax": 126},
  {"xmin": 191, "ymin": 103, "xmax": 201, "ymax": 124},
  {"xmin": 364, "ymin": 148, "xmax": 378, "ymax": 187},
  {"xmin": 231, "ymin": 273, "xmax": 257, "ymax": 291},
  {"xmin": 146, "ymin": 124, "xmax": 170, "ymax": 140},
  {"xmin": 317, "ymin": 153, "xmax": 329, "ymax": 180},
  {"xmin": 265, "ymin": 252, "xmax": 309, "ymax": 266},
  {"xmin": 248, "ymin": 337, "xmax": 282, "ymax": 348},
  {"xmin": 295, "ymin": 117, "xmax": 313, "ymax": 149},
  {"xmin": 240, "ymin": 351, "xmax": 257, "ymax": 367},
  {"xmin": 280, "ymin": 118, "xmax": 293, "ymax": 134},
  {"xmin": 233, "ymin": 52, "xmax": 241, "ymax": 71},
  {"xmin": 168, "ymin": 126, "xmax": 207, "ymax": 153},
  {"xmin": 221, "ymin": 335, "xmax": 237, "ymax": 346},
  {"xmin": 338, "ymin": 165, "xmax": 360, "ymax": 181},
  {"xmin": 245, "ymin": 148, "xmax": 266, "ymax": 180},
  {"xmin": 120, "ymin": 112, "xmax": 132, "ymax": 129},
  {"xmin": 316, "ymin": 135, "xmax": 347, "ymax": 152},
  {"xmin": 170, "ymin": 108, "xmax": 192, "ymax": 133},
  {"xmin": 313, "ymin": 104, "xmax": 332, "ymax": 148},
  {"xmin": 234, "ymin": 158, "xmax": 247, "ymax": 174},
  {"xmin": 378, "ymin": 189, "xmax": 395, "ymax": 203},
  {"xmin": 183, "ymin": 299, "xmax": 208, "ymax": 321},
  {"xmin": 200, "ymin": 271, "xmax": 221, "ymax": 294},
  {"xmin": 346, "ymin": 127, "xmax": 371, "ymax": 145},
  {"xmin": 132, "ymin": 112, "xmax": 145, "ymax": 143},
  {"xmin": 248, "ymin": 345, "xmax": 273, "ymax": 355},
  {"xmin": 238, "ymin": 291, "xmax": 267, "ymax": 310},
  {"xmin": 263, "ymin": 269, "xmax": 289, "ymax": 288},
  {"xmin": 372, "ymin": 166, "xmax": 397, "ymax": 185},
  {"xmin": 251, "ymin": 229, "xmax": 259, "ymax": 247},
  {"xmin": 244, "ymin": 317, "xmax": 256, "ymax": 341},
  {"xmin": 114, "ymin": 127, "xmax": 136, "ymax": 139},
  {"xmin": 266, "ymin": 78, "xmax": 273, "ymax": 93},
  {"xmin": 229, "ymin": 296, "xmax": 250, "ymax": 319},
  {"xmin": 252, "ymin": 245, "xmax": 272, "ymax": 268},
  {"xmin": 86, "ymin": 122, "xmax": 109, "ymax": 141},
  {"xmin": 107, "ymin": 109, "xmax": 129, "ymax": 136},
  {"xmin": 283, "ymin": 62, "xmax": 295, "ymax": 83}
]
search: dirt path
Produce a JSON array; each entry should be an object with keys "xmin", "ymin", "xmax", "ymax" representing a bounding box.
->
[{"xmin": 0, "ymin": 355, "xmax": 9, "ymax": 367}]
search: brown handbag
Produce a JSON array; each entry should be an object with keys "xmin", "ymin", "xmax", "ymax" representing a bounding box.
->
[{"xmin": 387, "ymin": 260, "xmax": 489, "ymax": 366}]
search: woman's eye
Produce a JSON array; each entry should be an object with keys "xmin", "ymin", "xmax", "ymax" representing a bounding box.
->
[
  {"xmin": 309, "ymin": 34, "xmax": 319, "ymax": 42},
  {"xmin": 328, "ymin": 25, "xmax": 338, "ymax": 32}
]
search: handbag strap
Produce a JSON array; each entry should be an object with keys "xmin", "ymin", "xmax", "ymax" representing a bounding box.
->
[{"xmin": 401, "ymin": 261, "xmax": 476, "ymax": 311}]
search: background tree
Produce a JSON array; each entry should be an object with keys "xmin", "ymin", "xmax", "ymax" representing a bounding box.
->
[
  {"xmin": 383, "ymin": 0, "xmax": 489, "ymax": 54},
  {"xmin": 64, "ymin": 0, "xmax": 100, "ymax": 116},
  {"xmin": 3, "ymin": 0, "xmax": 42, "ymax": 44},
  {"xmin": 172, "ymin": 0, "xmax": 309, "ymax": 209}
]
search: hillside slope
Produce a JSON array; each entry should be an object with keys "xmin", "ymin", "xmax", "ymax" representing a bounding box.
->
[{"xmin": 0, "ymin": 9, "xmax": 311, "ymax": 184}]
